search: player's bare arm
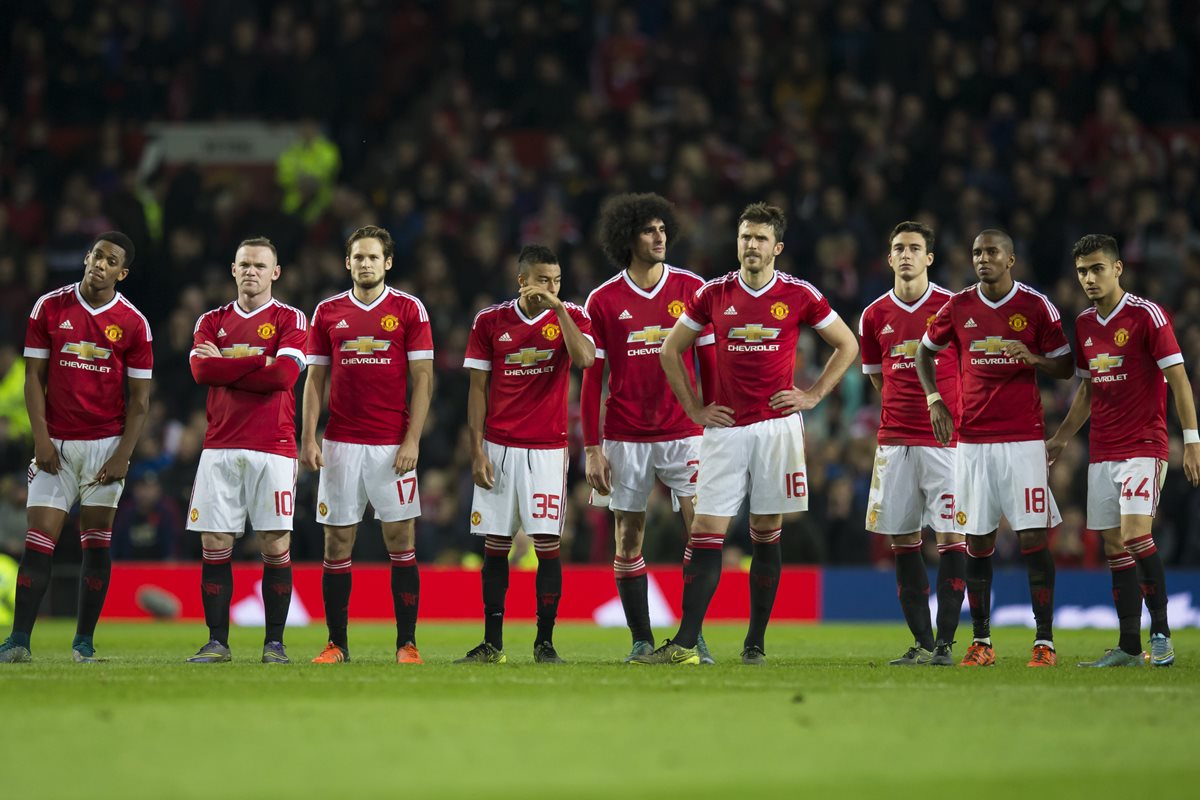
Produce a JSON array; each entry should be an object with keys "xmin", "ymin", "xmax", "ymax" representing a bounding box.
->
[
  {"xmin": 768, "ymin": 316, "xmax": 859, "ymax": 414},
  {"xmin": 23, "ymin": 356, "xmax": 59, "ymax": 474},
  {"xmin": 467, "ymin": 368, "xmax": 495, "ymax": 489},
  {"xmin": 582, "ymin": 356, "xmax": 612, "ymax": 494},
  {"xmin": 299, "ymin": 363, "xmax": 329, "ymax": 471},
  {"xmin": 584, "ymin": 445, "xmax": 612, "ymax": 495},
  {"xmin": 660, "ymin": 320, "xmax": 733, "ymax": 428},
  {"xmin": 1163, "ymin": 363, "xmax": 1200, "ymax": 486},
  {"xmin": 867, "ymin": 372, "xmax": 884, "ymax": 394},
  {"xmin": 1001, "ymin": 341, "xmax": 1074, "ymax": 379},
  {"xmin": 96, "ymin": 377, "xmax": 151, "ymax": 484},
  {"xmin": 916, "ymin": 343, "xmax": 954, "ymax": 445},
  {"xmin": 395, "ymin": 359, "xmax": 433, "ymax": 475},
  {"xmin": 1046, "ymin": 379, "xmax": 1091, "ymax": 465},
  {"xmin": 522, "ymin": 286, "xmax": 596, "ymax": 367}
]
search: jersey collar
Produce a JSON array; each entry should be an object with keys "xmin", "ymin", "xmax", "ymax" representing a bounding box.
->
[
  {"xmin": 887, "ymin": 283, "xmax": 935, "ymax": 314},
  {"xmin": 348, "ymin": 288, "xmax": 390, "ymax": 312},
  {"xmin": 621, "ymin": 265, "xmax": 669, "ymax": 299},
  {"xmin": 514, "ymin": 300, "xmax": 552, "ymax": 326},
  {"xmin": 233, "ymin": 298, "xmax": 277, "ymax": 319},
  {"xmin": 975, "ymin": 281, "xmax": 1019, "ymax": 310},
  {"xmin": 1093, "ymin": 291, "xmax": 1129, "ymax": 326},
  {"xmin": 737, "ymin": 271, "xmax": 778, "ymax": 297},
  {"xmin": 73, "ymin": 284, "xmax": 121, "ymax": 316}
]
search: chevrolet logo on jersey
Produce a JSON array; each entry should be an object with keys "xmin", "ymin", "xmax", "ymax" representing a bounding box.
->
[
  {"xmin": 504, "ymin": 348, "xmax": 555, "ymax": 367},
  {"xmin": 728, "ymin": 324, "xmax": 781, "ymax": 343},
  {"xmin": 61, "ymin": 341, "xmax": 112, "ymax": 361},
  {"xmin": 627, "ymin": 326, "xmax": 669, "ymax": 345},
  {"xmin": 889, "ymin": 340, "xmax": 920, "ymax": 359},
  {"xmin": 1089, "ymin": 353, "xmax": 1124, "ymax": 373},
  {"xmin": 969, "ymin": 336, "xmax": 1016, "ymax": 355},
  {"xmin": 340, "ymin": 337, "xmax": 392, "ymax": 354},
  {"xmin": 221, "ymin": 344, "xmax": 266, "ymax": 358}
]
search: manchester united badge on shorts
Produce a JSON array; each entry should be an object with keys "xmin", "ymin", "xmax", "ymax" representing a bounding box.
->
[
  {"xmin": 955, "ymin": 510, "xmax": 967, "ymax": 525},
  {"xmin": 318, "ymin": 502, "xmax": 328, "ymax": 517},
  {"xmin": 471, "ymin": 511, "xmax": 482, "ymax": 526},
  {"xmin": 190, "ymin": 508, "xmax": 199, "ymax": 522}
]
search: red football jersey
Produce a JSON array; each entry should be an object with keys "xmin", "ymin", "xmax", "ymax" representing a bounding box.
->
[
  {"xmin": 1074, "ymin": 293, "xmax": 1182, "ymax": 462},
  {"xmin": 24, "ymin": 284, "xmax": 153, "ymax": 440},
  {"xmin": 585, "ymin": 266, "xmax": 713, "ymax": 443},
  {"xmin": 680, "ymin": 270, "xmax": 837, "ymax": 428},
  {"xmin": 307, "ymin": 288, "xmax": 433, "ymax": 445},
  {"xmin": 860, "ymin": 284, "xmax": 960, "ymax": 446},
  {"xmin": 192, "ymin": 299, "xmax": 308, "ymax": 456},
  {"xmin": 923, "ymin": 282, "xmax": 1069, "ymax": 444},
  {"xmin": 464, "ymin": 300, "xmax": 594, "ymax": 448}
]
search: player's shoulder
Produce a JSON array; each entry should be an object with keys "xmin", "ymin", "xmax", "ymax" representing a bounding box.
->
[
  {"xmin": 385, "ymin": 287, "xmax": 430, "ymax": 321},
  {"xmin": 114, "ymin": 293, "xmax": 152, "ymax": 335},
  {"xmin": 1014, "ymin": 282, "xmax": 1061, "ymax": 321},
  {"xmin": 1124, "ymin": 293, "xmax": 1170, "ymax": 328},
  {"xmin": 194, "ymin": 301, "xmax": 235, "ymax": 331},
  {"xmin": 696, "ymin": 271, "xmax": 738, "ymax": 297},
  {"xmin": 1076, "ymin": 305, "xmax": 1098, "ymax": 324},
  {"xmin": 665, "ymin": 264, "xmax": 706, "ymax": 288},
  {"xmin": 860, "ymin": 291, "xmax": 893, "ymax": 320},
  {"xmin": 777, "ymin": 272, "xmax": 827, "ymax": 301},
  {"xmin": 270, "ymin": 298, "xmax": 309, "ymax": 330},
  {"xmin": 313, "ymin": 290, "xmax": 352, "ymax": 315},
  {"xmin": 929, "ymin": 283, "xmax": 954, "ymax": 302},
  {"xmin": 562, "ymin": 300, "xmax": 589, "ymax": 319},
  {"xmin": 585, "ymin": 272, "xmax": 626, "ymax": 309},
  {"xmin": 471, "ymin": 299, "xmax": 514, "ymax": 328},
  {"xmin": 30, "ymin": 283, "xmax": 77, "ymax": 318}
]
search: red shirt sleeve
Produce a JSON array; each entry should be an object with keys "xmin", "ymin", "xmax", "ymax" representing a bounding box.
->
[
  {"xmin": 275, "ymin": 306, "xmax": 308, "ymax": 367},
  {"xmin": 923, "ymin": 298, "xmax": 955, "ymax": 351},
  {"xmin": 1149, "ymin": 313, "xmax": 1183, "ymax": 369},
  {"xmin": 570, "ymin": 303, "xmax": 594, "ymax": 340},
  {"xmin": 24, "ymin": 301, "xmax": 50, "ymax": 357},
  {"xmin": 126, "ymin": 315, "xmax": 154, "ymax": 378},
  {"xmin": 464, "ymin": 310, "xmax": 492, "ymax": 369},
  {"xmin": 801, "ymin": 285, "xmax": 835, "ymax": 328},
  {"xmin": 1035, "ymin": 301, "xmax": 1069, "ymax": 356},
  {"xmin": 858, "ymin": 308, "xmax": 881, "ymax": 372},
  {"xmin": 682, "ymin": 283, "xmax": 712, "ymax": 329},
  {"xmin": 306, "ymin": 305, "xmax": 331, "ymax": 364},
  {"xmin": 190, "ymin": 313, "xmax": 265, "ymax": 385},
  {"xmin": 1073, "ymin": 325, "xmax": 1088, "ymax": 377},
  {"xmin": 584, "ymin": 294, "xmax": 607, "ymax": 358},
  {"xmin": 229, "ymin": 357, "xmax": 301, "ymax": 393},
  {"xmin": 405, "ymin": 299, "xmax": 434, "ymax": 359}
]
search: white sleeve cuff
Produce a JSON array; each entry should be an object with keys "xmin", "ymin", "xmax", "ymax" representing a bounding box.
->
[
  {"xmin": 23, "ymin": 347, "xmax": 49, "ymax": 359},
  {"xmin": 594, "ymin": 348, "xmax": 607, "ymax": 360},
  {"xmin": 697, "ymin": 333, "xmax": 715, "ymax": 347},
  {"xmin": 583, "ymin": 334, "xmax": 595, "ymax": 346},
  {"xmin": 407, "ymin": 350, "xmax": 434, "ymax": 361},
  {"xmin": 306, "ymin": 355, "xmax": 331, "ymax": 366},
  {"xmin": 678, "ymin": 313, "xmax": 703, "ymax": 332},
  {"xmin": 463, "ymin": 358, "xmax": 491, "ymax": 371},
  {"xmin": 1044, "ymin": 344, "xmax": 1072, "ymax": 359},
  {"xmin": 127, "ymin": 368, "xmax": 153, "ymax": 380},
  {"xmin": 277, "ymin": 346, "xmax": 306, "ymax": 364},
  {"xmin": 813, "ymin": 310, "xmax": 839, "ymax": 330},
  {"xmin": 1075, "ymin": 367, "xmax": 1091, "ymax": 380},
  {"xmin": 862, "ymin": 363, "xmax": 883, "ymax": 375},
  {"xmin": 1158, "ymin": 353, "xmax": 1185, "ymax": 369},
  {"xmin": 921, "ymin": 332, "xmax": 949, "ymax": 353}
]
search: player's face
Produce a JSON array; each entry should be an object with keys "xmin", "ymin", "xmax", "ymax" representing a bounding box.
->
[
  {"xmin": 1075, "ymin": 251, "xmax": 1123, "ymax": 302},
  {"xmin": 971, "ymin": 234, "xmax": 1014, "ymax": 284},
  {"xmin": 887, "ymin": 232, "xmax": 932, "ymax": 280},
  {"xmin": 232, "ymin": 245, "xmax": 281, "ymax": 298},
  {"xmin": 631, "ymin": 218, "xmax": 667, "ymax": 266},
  {"xmin": 518, "ymin": 262, "xmax": 562, "ymax": 306},
  {"xmin": 347, "ymin": 237, "xmax": 392, "ymax": 290},
  {"xmin": 737, "ymin": 221, "xmax": 784, "ymax": 273},
  {"xmin": 82, "ymin": 241, "xmax": 128, "ymax": 292}
]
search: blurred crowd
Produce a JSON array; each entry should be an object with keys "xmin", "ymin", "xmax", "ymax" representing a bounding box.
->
[{"xmin": 2, "ymin": 0, "xmax": 1200, "ymax": 570}]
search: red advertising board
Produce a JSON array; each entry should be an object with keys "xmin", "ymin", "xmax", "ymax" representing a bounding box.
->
[{"xmin": 105, "ymin": 564, "xmax": 821, "ymax": 624}]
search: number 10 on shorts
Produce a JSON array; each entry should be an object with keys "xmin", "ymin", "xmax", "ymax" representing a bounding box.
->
[{"xmin": 785, "ymin": 471, "xmax": 807, "ymax": 499}]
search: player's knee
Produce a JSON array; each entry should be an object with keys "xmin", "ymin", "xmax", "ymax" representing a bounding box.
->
[
  {"xmin": 381, "ymin": 521, "xmax": 415, "ymax": 552},
  {"xmin": 323, "ymin": 527, "xmax": 356, "ymax": 560},
  {"xmin": 1016, "ymin": 530, "xmax": 1047, "ymax": 551},
  {"xmin": 613, "ymin": 513, "xmax": 645, "ymax": 557},
  {"xmin": 259, "ymin": 531, "xmax": 291, "ymax": 556},
  {"xmin": 890, "ymin": 532, "xmax": 922, "ymax": 547}
]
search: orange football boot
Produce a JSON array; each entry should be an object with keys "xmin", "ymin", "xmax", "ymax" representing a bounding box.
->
[
  {"xmin": 1027, "ymin": 644, "xmax": 1057, "ymax": 667},
  {"xmin": 396, "ymin": 643, "xmax": 424, "ymax": 664},
  {"xmin": 311, "ymin": 642, "xmax": 348, "ymax": 664},
  {"xmin": 959, "ymin": 642, "xmax": 996, "ymax": 666}
]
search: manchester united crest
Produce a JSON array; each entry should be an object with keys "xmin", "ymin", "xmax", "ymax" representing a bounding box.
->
[
  {"xmin": 667, "ymin": 300, "xmax": 685, "ymax": 318},
  {"xmin": 318, "ymin": 502, "xmax": 328, "ymax": 517},
  {"xmin": 381, "ymin": 314, "xmax": 399, "ymax": 332},
  {"xmin": 1114, "ymin": 327, "xmax": 1129, "ymax": 347},
  {"xmin": 471, "ymin": 511, "xmax": 482, "ymax": 526},
  {"xmin": 1008, "ymin": 313, "xmax": 1028, "ymax": 332},
  {"xmin": 257, "ymin": 322, "xmax": 276, "ymax": 339},
  {"xmin": 926, "ymin": 314, "xmax": 937, "ymax": 328},
  {"xmin": 190, "ymin": 508, "xmax": 199, "ymax": 522},
  {"xmin": 770, "ymin": 301, "xmax": 790, "ymax": 320},
  {"xmin": 541, "ymin": 322, "xmax": 561, "ymax": 341},
  {"xmin": 104, "ymin": 324, "xmax": 123, "ymax": 342},
  {"xmin": 955, "ymin": 510, "xmax": 967, "ymax": 525}
]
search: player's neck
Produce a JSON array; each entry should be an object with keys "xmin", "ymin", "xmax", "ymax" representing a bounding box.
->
[
  {"xmin": 978, "ymin": 275, "xmax": 1014, "ymax": 302},
  {"xmin": 78, "ymin": 283, "xmax": 115, "ymax": 308},
  {"xmin": 893, "ymin": 275, "xmax": 929, "ymax": 303},
  {"xmin": 1095, "ymin": 287, "xmax": 1125, "ymax": 317},
  {"xmin": 352, "ymin": 282, "xmax": 387, "ymax": 305},
  {"xmin": 625, "ymin": 260, "xmax": 663, "ymax": 289},
  {"xmin": 237, "ymin": 290, "xmax": 273, "ymax": 314},
  {"xmin": 517, "ymin": 296, "xmax": 542, "ymax": 319},
  {"xmin": 740, "ymin": 264, "xmax": 775, "ymax": 290}
]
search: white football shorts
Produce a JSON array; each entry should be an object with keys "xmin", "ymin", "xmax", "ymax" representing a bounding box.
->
[
  {"xmin": 27, "ymin": 436, "xmax": 124, "ymax": 512},
  {"xmin": 188, "ymin": 448, "xmax": 298, "ymax": 535},
  {"xmin": 316, "ymin": 440, "xmax": 421, "ymax": 525},
  {"xmin": 600, "ymin": 436, "xmax": 701, "ymax": 513},
  {"xmin": 1086, "ymin": 457, "xmax": 1167, "ymax": 530},
  {"xmin": 954, "ymin": 440, "xmax": 1062, "ymax": 535},
  {"xmin": 865, "ymin": 444, "xmax": 957, "ymax": 535},
  {"xmin": 694, "ymin": 414, "xmax": 808, "ymax": 518},
  {"xmin": 470, "ymin": 441, "xmax": 567, "ymax": 537}
]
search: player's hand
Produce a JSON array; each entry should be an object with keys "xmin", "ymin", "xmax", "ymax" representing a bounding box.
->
[
  {"xmin": 690, "ymin": 402, "xmax": 735, "ymax": 428},
  {"xmin": 394, "ymin": 438, "xmax": 419, "ymax": 475},
  {"xmin": 1045, "ymin": 436, "xmax": 1067, "ymax": 466},
  {"xmin": 472, "ymin": 451, "xmax": 495, "ymax": 490},
  {"xmin": 264, "ymin": 356, "xmax": 275, "ymax": 366},
  {"xmin": 1002, "ymin": 341, "xmax": 1038, "ymax": 366},
  {"xmin": 193, "ymin": 341, "xmax": 221, "ymax": 359},
  {"xmin": 300, "ymin": 439, "xmax": 324, "ymax": 471},
  {"xmin": 33, "ymin": 438, "xmax": 61, "ymax": 475},
  {"xmin": 584, "ymin": 447, "xmax": 612, "ymax": 495},
  {"xmin": 929, "ymin": 400, "xmax": 955, "ymax": 445},
  {"xmin": 769, "ymin": 386, "xmax": 820, "ymax": 414},
  {"xmin": 519, "ymin": 285, "xmax": 563, "ymax": 312},
  {"xmin": 96, "ymin": 455, "xmax": 129, "ymax": 485},
  {"xmin": 1184, "ymin": 443, "xmax": 1200, "ymax": 487}
]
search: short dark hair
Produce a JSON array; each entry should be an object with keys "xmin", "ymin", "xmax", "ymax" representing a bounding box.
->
[
  {"xmin": 888, "ymin": 221, "xmax": 935, "ymax": 253},
  {"xmin": 518, "ymin": 244, "xmax": 558, "ymax": 272},
  {"xmin": 1071, "ymin": 233, "xmax": 1120, "ymax": 263},
  {"xmin": 237, "ymin": 237, "xmax": 278, "ymax": 262},
  {"xmin": 975, "ymin": 228, "xmax": 1013, "ymax": 252},
  {"xmin": 346, "ymin": 225, "xmax": 395, "ymax": 260},
  {"xmin": 94, "ymin": 231, "xmax": 135, "ymax": 267},
  {"xmin": 597, "ymin": 193, "xmax": 679, "ymax": 268},
  {"xmin": 738, "ymin": 202, "xmax": 787, "ymax": 242}
]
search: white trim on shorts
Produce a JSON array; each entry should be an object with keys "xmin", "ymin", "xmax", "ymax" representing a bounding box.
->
[{"xmin": 316, "ymin": 440, "xmax": 421, "ymax": 525}]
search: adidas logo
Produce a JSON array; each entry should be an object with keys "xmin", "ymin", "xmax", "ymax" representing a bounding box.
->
[
  {"xmin": 880, "ymin": 323, "xmax": 894, "ymax": 335},
  {"xmin": 58, "ymin": 320, "xmax": 73, "ymax": 330},
  {"xmin": 618, "ymin": 309, "xmax": 632, "ymax": 320},
  {"xmin": 964, "ymin": 318, "xmax": 977, "ymax": 329},
  {"xmin": 724, "ymin": 305, "xmax": 738, "ymax": 316},
  {"xmin": 335, "ymin": 319, "xmax": 349, "ymax": 329},
  {"xmin": 217, "ymin": 327, "xmax": 227, "ymax": 337},
  {"xmin": 1084, "ymin": 337, "xmax": 1093, "ymax": 347},
  {"xmin": 499, "ymin": 332, "xmax": 512, "ymax": 342}
]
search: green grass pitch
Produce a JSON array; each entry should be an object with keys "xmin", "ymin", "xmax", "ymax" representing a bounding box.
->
[{"xmin": 2, "ymin": 621, "xmax": 1197, "ymax": 798}]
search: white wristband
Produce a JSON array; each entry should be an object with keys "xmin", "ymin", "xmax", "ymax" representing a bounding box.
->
[
  {"xmin": 1184, "ymin": 429, "xmax": 1200, "ymax": 445},
  {"xmin": 926, "ymin": 392, "xmax": 943, "ymax": 408}
]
